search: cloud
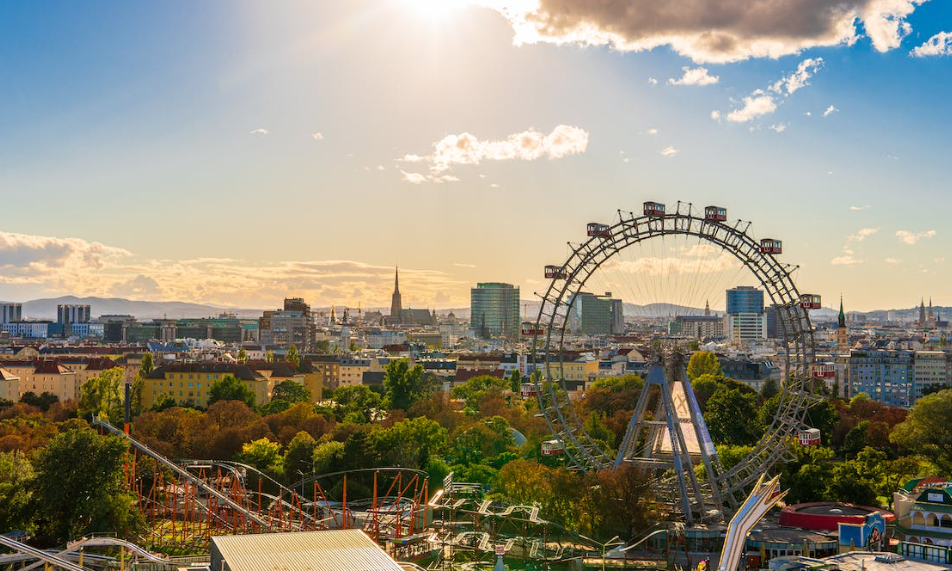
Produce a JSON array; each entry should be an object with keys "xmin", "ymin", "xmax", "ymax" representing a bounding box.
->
[
  {"xmin": 769, "ymin": 124, "xmax": 787, "ymax": 133},
  {"xmin": 476, "ymin": 0, "xmax": 926, "ymax": 63},
  {"xmin": 911, "ymin": 31, "xmax": 952, "ymax": 56},
  {"xmin": 770, "ymin": 58, "xmax": 823, "ymax": 95},
  {"xmin": 401, "ymin": 171, "xmax": 428, "ymax": 184},
  {"xmin": 896, "ymin": 229, "xmax": 936, "ymax": 245},
  {"xmin": 453, "ymin": 263, "xmax": 477, "ymax": 268},
  {"xmin": 602, "ymin": 244, "xmax": 740, "ymax": 276},
  {"xmin": 885, "ymin": 257, "xmax": 902, "ymax": 264},
  {"xmin": 849, "ymin": 205, "xmax": 871, "ymax": 211},
  {"xmin": 250, "ymin": 128, "xmax": 269, "ymax": 135},
  {"xmin": 823, "ymin": 105, "xmax": 838, "ymax": 117},
  {"xmin": 398, "ymin": 124, "xmax": 588, "ymax": 182},
  {"xmin": 831, "ymin": 255, "xmax": 862, "ymax": 265},
  {"xmin": 711, "ymin": 110, "xmax": 721, "ymax": 120},
  {"xmin": 847, "ymin": 228, "xmax": 879, "ymax": 242},
  {"xmin": 659, "ymin": 145, "xmax": 678, "ymax": 157},
  {"xmin": 0, "ymin": 229, "xmax": 471, "ymax": 307},
  {"xmin": 311, "ymin": 131, "xmax": 325, "ymax": 140},
  {"xmin": 647, "ymin": 128, "xmax": 658, "ymax": 135},
  {"xmin": 647, "ymin": 77, "xmax": 658, "ymax": 85},
  {"xmin": 668, "ymin": 67, "xmax": 720, "ymax": 86},
  {"xmin": 727, "ymin": 94, "xmax": 777, "ymax": 123}
]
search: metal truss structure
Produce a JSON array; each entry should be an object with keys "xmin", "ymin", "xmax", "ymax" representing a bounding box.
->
[
  {"xmin": 531, "ymin": 202, "xmax": 819, "ymax": 522},
  {"xmin": 93, "ymin": 418, "xmax": 428, "ymax": 553}
]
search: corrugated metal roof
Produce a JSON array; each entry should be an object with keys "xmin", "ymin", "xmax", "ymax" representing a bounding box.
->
[{"xmin": 212, "ymin": 530, "xmax": 404, "ymax": 571}]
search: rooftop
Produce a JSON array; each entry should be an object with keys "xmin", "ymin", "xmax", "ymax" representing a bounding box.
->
[{"xmin": 211, "ymin": 530, "xmax": 403, "ymax": 571}]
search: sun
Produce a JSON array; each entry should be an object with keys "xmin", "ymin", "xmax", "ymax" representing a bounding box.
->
[{"xmin": 400, "ymin": 0, "xmax": 469, "ymax": 22}]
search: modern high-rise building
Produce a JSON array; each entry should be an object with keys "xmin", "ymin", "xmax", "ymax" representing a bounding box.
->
[
  {"xmin": 0, "ymin": 303, "xmax": 21, "ymax": 324},
  {"xmin": 849, "ymin": 349, "xmax": 914, "ymax": 407},
  {"xmin": 570, "ymin": 292, "xmax": 622, "ymax": 335},
  {"xmin": 57, "ymin": 304, "xmax": 91, "ymax": 325},
  {"xmin": 725, "ymin": 286, "xmax": 765, "ymax": 342},
  {"xmin": 470, "ymin": 282, "xmax": 520, "ymax": 339}
]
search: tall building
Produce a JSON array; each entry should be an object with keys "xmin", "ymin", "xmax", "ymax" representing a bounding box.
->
[
  {"xmin": 470, "ymin": 282, "xmax": 520, "ymax": 339},
  {"xmin": 390, "ymin": 267, "xmax": 403, "ymax": 324},
  {"xmin": 57, "ymin": 304, "xmax": 91, "ymax": 325},
  {"xmin": 849, "ymin": 349, "xmax": 914, "ymax": 407},
  {"xmin": 571, "ymin": 291, "xmax": 620, "ymax": 335},
  {"xmin": 725, "ymin": 286, "xmax": 766, "ymax": 342},
  {"xmin": 0, "ymin": 303, "xmax": 21, "ymax": 324}
]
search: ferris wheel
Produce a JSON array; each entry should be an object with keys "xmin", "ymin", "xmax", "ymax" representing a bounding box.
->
[{"xmin": 530, "ymin": 201, "xmax": 821, "ymax": 523}]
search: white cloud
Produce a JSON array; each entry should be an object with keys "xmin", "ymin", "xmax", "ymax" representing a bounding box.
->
[
  {"xmin": 398, "ymin": 124, "xmax": 588, "ymax": 182},
  {"xmin": 668, "ymin": 67, "xmax": 720, "ymax": 86},
  {"xmin": 885, "ymin": 257, "xmax": 902, "ymax": 264},
  {"xmin": 850, "ymin": 205, "xmax": 871, "ymax": 211},
  {"xmin": 401, "ymin": 171, "xmax": 428, "ymax": 184},
  {"xmin": 710, "ymin": 110, "xmax": 721, "ymax": 121},
  {"xmin": 453, "ymin": 263, "xmax": 477, "ymax": 268},
  {"xmin": 770, "ymin": 58, "xmax": 823, "ymax": 95},
  {"xmin": 823, "ymin": 105, "xmax": 838, "ymax": 117},
  {"xmin": 727, "ymin": 94, "xmax": 778, "ymax": 123},
  {"xmin": 896, "ymin": 229, "xmax": 936, "ymax": 245},
  {"xmin": 911, "ymin": 31, "xmax": 952, "ymax": 56},
  {"xmin": 476, "ymin": 0, "xmax": 927, "ymax": 63},
  {"xmin": 769, "ymin": 124, "xmax": 787, "ymax": 133},
  {"xmin": 660, "ymin": 145, "xmax": 679, "ymax": 157},
  {"xmin": 0, "ymin": 230, "xmax": 130, "ymax": 278},
  {"xmin": 647, "ymin": 77, "xmax": 659, "ymax": 85},
  {"xmin": 376, "ymin": 165, "xmax": 386, "ymax": 171},
  {"xmin": 311, "ymin": 131, "xmax": 324, "ymax": 140},
  {"xmin": 647, "ymin": 128, "xmax": 658, "ymax": 135},
  {"xmin": 250, "ymin": 128, "xmax": 269, "ymax": 135},
  {"xmin": 847, "ymin": 227, "xmax": 879, "ymax": 242},
  {"xmin": 831, "ymin": 255, "xmax": 862, "ymax": 265}
]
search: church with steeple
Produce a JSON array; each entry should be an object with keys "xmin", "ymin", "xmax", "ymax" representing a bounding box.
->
[
  {"xmin": 384, "ymin": 267, "xmax": 436, "ymax": 326},
  {"xmin": 836, "ymin": 296, "xmax": 849, "ymax": 352}
]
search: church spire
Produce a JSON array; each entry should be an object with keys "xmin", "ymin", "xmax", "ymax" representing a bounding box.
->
[
  {"xmin": 704, "ymin": 300, "xmax": 710, "ymax": 316},
  {"xmin": 838, "ymin": 296, "xmax": 846, "ymax": 328},
  {"xmin": 390, "ymin": 266, "xmax": 403, "ymax": 323},
  {"xmin": 394, "ymin": 266, "xmax": 400, "ymax": 295}
]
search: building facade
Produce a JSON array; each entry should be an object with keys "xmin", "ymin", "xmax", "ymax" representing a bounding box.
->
[
  {"xmin": 470, "ymin": 283, "xmax": 520, "ymax": 339},
  {"xmin": 0, "ymin": 303, "xmax": 21, "ymax": 324},
  {"xmin": 726, "ymin": 286, "xmax": 766, "ymax": 343},
  {"xmin": 57, "ymin": 304, "xmax": 91, "ymax": 325}
]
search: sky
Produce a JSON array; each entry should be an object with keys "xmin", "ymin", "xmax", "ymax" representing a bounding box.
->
[{"xmin": 0, "ymin": 0, "xmax": 950, "ymax": 313}]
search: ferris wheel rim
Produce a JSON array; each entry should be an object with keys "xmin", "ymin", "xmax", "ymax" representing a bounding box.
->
[{"xmin": 531, "ymin": 202, "xmax": 818, "ymax": 503}]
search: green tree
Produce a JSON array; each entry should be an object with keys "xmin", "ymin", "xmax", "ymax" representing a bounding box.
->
[
  {"xmin": 383, "ymin": 359, "xmax": 428, "ymax": 411},
  {"xmin": 372, "ymin": 416, "xmax": 448, "ymax": 469},
  {"xmin": 760, "ymin": 378, "xmax": 779, "ymax": 400},
  {"xmin": 286, "ymin": 345, "xmax": 300, "ymax": 369},
  {"xmin": 451, "ymin": 375, "xmax": 511, "ymax": 410},
  {"xmin": 687, "ymin": 351, "xmax": 722, "ymax": 381},
  {"xmin": 332, "ymin": 385, "xmax": 382, "ymax": 423},
  {"xmin": 20, "ymin": 391, "xmax": 59, "ymax": 412},
  {"xmin": 272, "ymin": 380, "xmax": 312, "ymax": 404},
  {"xmin": 283, "ymin": 431, "xmax": 317, "ymax": 481},
  {"xmin": 266, "ymin": 350, "xmax": 275, "ymax": 363},
  {"xmin": 312, "ymin": 440, "xmax": 346, "ymax": 474},
  {"xmin": 0, "ymin": 451, "xmax": 35, "ymax": 533},
  {"xmin": 151, "ymin": 393, "xmax": 177, "ymax": 412},
  {"xmin": 780, "ymin": 446, "xmax": 835, "ymax": 503},
  {"xmin": 208, "ymin": 375, "xmax": 256, "ymax": 408},
  {"xmin": 236, "ymin": 348, "xmax": 248, "ymax": 363},
  {"xmin": 32, "ymin": 428, "xmax": 143, "ymax": 542},
  {"xmin": 705, "ymin": 386, "xmax": 761, "ymax": 446},
  {"xmin": 314, "ymin": 339, "xmax": 331, "ymax": 354},
  {"xmin": 236, "ymin": 438, "xmax": 284, "ymax": 479},
  {"xmin": 78, "ymin": 367, "xmax": 126, "ymax": 422},
  {"xmin": 828, "ymin": 447, "xmax": 885, "ymax": 506},
  {"xmin": 508, "ymin": 369, "xmax": 522, "ymax": 393},
  {"xmin": 139, "ymin": 353, "xmax": 154, "ymax": 376},
  {"xmin": 891, "ymin": 389, "xmax": 952, "ymax": 475}
]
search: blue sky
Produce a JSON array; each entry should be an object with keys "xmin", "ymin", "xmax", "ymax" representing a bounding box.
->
[{"xmin": 0, "ymin": 0, "xmax": 950, "ymax": 311}]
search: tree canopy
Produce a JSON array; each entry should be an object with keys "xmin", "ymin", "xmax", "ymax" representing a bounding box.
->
[{"xmin": 208, "ymin": 375, "xmax": 256, "ymax": 409}]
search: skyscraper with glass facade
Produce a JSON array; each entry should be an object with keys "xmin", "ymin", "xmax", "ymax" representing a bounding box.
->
[{"xmin": 470, "ymin": 283, "xmax": 520, "ymax": 339}]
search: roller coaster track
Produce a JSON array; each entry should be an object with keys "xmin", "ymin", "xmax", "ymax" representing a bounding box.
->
[
  {"xmin": 3, "ymin": 537, "xmax": 169, "ymax": 571},
  {"xmin": 0, "ymin": 536, "xmax": 87, "ymax": 571},
  {"xmin": 91, "ymin": 416, "xmax": 272, "ymax": 529}
]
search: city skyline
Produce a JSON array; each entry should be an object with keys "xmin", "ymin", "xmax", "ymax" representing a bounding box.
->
[{"xmin": 1, "ymin": 1, "xmax": 951, "ymax": 311}]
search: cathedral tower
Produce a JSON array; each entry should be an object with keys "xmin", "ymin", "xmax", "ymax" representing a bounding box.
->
[
  {"xmin": 390, "ymin": 267, "xmax": 403, "ymax": 324},
  {"xmin": 836, "ymin": 296, "xmax": 848, "ymax": 353}
]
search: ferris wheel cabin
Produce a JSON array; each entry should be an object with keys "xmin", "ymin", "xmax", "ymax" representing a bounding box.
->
[
  {"xmin": 541, "ymin": 439, "xmax": 565, "ymax": 456},
  {"xmin": 587, "ymin": 222, "xmax": 611, "ymax": 238},
  {"xmin": 520, "ymin": 382, "xmax": 541, "ymax": 398},
  {"xmin": 704, "ymin": 206, "xmax": 728, "ymax": 221},
  {"xmin": 760, "ymin": 238, "xmax": 783, "ymax": 254},
  {"xmin": 798, "ymin": 428, "xmax": 821, "ymax": 446},
  {"xmin": 800, "ymin": 294, "xmax": 822, "ymax": 309},
  {"xmin": 643, "ymin": 201, "xmax": 666, "ymax": 217},
  {"xmin": 545, "ymin": 265, "xmax": 567, "ymax": 279},
  {"xmin": 811, "ymin": 363, "xmax": 836, "ymax": 379}
]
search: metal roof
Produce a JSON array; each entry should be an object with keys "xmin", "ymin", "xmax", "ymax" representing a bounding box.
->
[{"xmin": 211, "ymin": 530, "xmax": 404, "ymax": 571}]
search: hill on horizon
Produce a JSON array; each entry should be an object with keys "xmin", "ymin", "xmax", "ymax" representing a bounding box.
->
[{"xmin": 10, "ymin": 296, "xmax": 264, "ymax": 320}]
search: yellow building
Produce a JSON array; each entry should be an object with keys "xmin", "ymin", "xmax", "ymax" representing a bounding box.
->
[
  {"xmin": 307, "ymin": 356, "xmax": 340, "ymax": 394},
  {"xmin": 142, "ymin": 363, "xmax": 270, "ymax": 409},
  {"xmin": 0, "ymin": 367, "xmax": 20, "ymax": 402},
  {"xmin": 543, "ymin": 358, "xmax": 599, "ymax": 390}
]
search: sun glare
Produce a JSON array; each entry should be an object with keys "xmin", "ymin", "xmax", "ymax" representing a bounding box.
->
[{"xmin": 401, "ymin": 0, "xmax": 469, "ymax": 22}]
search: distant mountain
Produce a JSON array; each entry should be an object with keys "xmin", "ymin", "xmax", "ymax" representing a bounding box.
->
[{"xmin": 16, "ymin": 296, "xmax": 264, "ymax": 320}]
